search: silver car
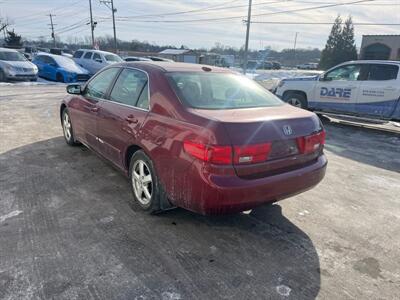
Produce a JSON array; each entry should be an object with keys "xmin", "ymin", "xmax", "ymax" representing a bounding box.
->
[{"xmin": 0, "ymin": 48, "xmax": 38, "ymax": 82}]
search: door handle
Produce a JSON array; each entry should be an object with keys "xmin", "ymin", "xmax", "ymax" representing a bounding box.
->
[
  {"xmin": 84, "ymin": 105, "xmax": 99, "ymax": 112},
  {"xmin": 125, "ymin": 115, "xmax": 138, "ymax": 124}
]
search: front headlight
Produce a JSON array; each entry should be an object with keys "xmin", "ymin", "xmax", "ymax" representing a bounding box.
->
[{"xmin": 278, "ymin": 80, "xmax": 285, "ymax": 88}]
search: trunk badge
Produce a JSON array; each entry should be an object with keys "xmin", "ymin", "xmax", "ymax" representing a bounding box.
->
[{"xmin": 283, "ymin": 125, "xmax": 293, "ymax": 136}]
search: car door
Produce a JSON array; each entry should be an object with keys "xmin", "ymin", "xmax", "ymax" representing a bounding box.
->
[
  {"xmin": 312, "ymin": 64, "xmax": 365, "ymax": 114},
  {"xmin": 46, "ymin": 57, "xmax": 58, "ymax": 80},
  {"xmin": 356, "ymin": 63, "xmax": 400, "ymax": 118},
  {"xmin": 70, "ymin": 67, "xmax": 120, "ymax": 152},
  {"xmin": 82, "ymin": 51, "xmax": 94, "ymax": 74},
  {"xmin": 92, "ymin": 52, "xmax": 104, "ymax": 73},
  {"xmin": 34, "ymin": 56, "xmax": 45, "ymax": 77},
  {"xmin": 96, "ymin": 68, "xmax": 150, "ymax": 168}
]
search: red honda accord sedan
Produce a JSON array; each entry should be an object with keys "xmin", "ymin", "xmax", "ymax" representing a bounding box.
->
[{"xmin": 60, "ymin": 62, "xmax": 327, "ymax": 215}]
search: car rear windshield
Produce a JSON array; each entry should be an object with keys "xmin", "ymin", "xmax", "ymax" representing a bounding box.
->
[
  {"xmin": 167, "ymin": 72, "xmax": 283, "ymax": 109},
  {"xmin": 0, "ymin": 51, "xmax": 27, "ymax": 61},
  {"xmin": 105, "ymin": 54, "xmax": 122, "ymax": 62}
]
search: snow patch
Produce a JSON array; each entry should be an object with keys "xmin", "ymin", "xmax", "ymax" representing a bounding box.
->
[
  {"xmin": 0, "ymin": 210, "xmax": 23, "ymax": 223},
  {"xmin": 161, "ymin": 291, "xmax": 181, "ymax": 300},
  {"xmin": 276, "ymin": 284, "xmax": 292, "ymax": 297}
]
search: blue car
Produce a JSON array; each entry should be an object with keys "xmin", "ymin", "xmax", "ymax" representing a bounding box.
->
[{"xmin": 33, "ymin": 53, "xmax": 90, "ymax": 83}]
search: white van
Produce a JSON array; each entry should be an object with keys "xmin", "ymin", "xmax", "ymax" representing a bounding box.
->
[{"xmin": 73, "ymin": 49, "xmax": 122, "ymax": 75}]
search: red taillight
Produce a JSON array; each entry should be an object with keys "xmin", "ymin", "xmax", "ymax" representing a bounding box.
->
[
  {"xmin": 183, "ymin": 141, "xmax": 232, "ymax": 165},
  {"xmin": 297, "ymin": 131, "xmax": 326, "ymax": 154},
  {"xmin": 234, "ymin": 143, "xmax": 271, "ymax": 164}
]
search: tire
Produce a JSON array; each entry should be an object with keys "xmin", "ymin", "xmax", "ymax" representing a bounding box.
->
[
  {"xmin": 61, "ymin": 108, "xmax": 79, "ymax": 146},
  {"xmin": 283, "ymin": 92, "xmax": 308, "ymax": 109},
  {"xmin": 129, "ymin": 150, "xmax": 163, "ymax": 214},
  {"xmin": 0, "ymin": 69, "xmax": 6, "ymax": 82},
  {"xmin": 56, "ymin": 73, "xmax": 64, "ymax": 83}
]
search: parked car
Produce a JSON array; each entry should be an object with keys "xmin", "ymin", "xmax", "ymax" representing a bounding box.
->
[
  {"xmin": 297, "ymin": 63, "xmax": 318, "ymax": 70},
  {"xmin": 246, "ymin": 60, "xmax": 258, "ymax": 70},
  {"xmin": 276, "ymin": 60, "xmax": 400, "ymax": 121},
  {"xmin": 60, "ymin": 62, "xmax": 327, "ymax": 215},
  {"xmin": 0, "ymin": 47, "xmax": 38, "ymax": 82},
  {"xmin": 73, "ymin": 49, "xmax": 123, "ymax": 75},
  {"xmin": 259, "ymin": 61, "xmax": 273, "ymax": 70},
  {"xmin": 147, "ymin": 56, "xmax": 174, "ymax": 62},
  {"xmin": 33, "ymin": 53, "xmax": 90, "ymax": 83},
  {"xmin": 272, "ymin": 61, "xmax": 282, "ymax": 70},
  {"xmin": 124, "ymin": 56, "xmax": 151, "ymax": 62}
]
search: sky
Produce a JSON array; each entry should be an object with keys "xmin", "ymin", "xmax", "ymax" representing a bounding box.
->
[{"xmin": 0, "ymin": 0, "xmax": 399, "ymax": 51}]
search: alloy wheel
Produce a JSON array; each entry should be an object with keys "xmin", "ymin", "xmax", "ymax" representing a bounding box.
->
[
  {"xmin": 63, "ymin": 112, "xmax": 72, "ymax": 141},
  {"xmin": 132, "ymin": 160, "xmax": 153, "ymax": 206},
  {"xmin": 287, "ymin": 97, "xmax": 302, "ymax": 108}
]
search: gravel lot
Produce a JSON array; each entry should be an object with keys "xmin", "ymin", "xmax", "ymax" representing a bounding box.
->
[{"xmin": 0, "ymin": 85, "xmax": 399, "ymax": 299}]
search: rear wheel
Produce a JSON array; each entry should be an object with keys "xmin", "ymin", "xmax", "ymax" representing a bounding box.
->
[
  {"xmin": 283, "ymin": 92, "xmax": 308, "ymax": 109},
  {"xmin": 62, "ymin": 108, "xmax": 79, "ymax": 146},
  {"xmin": 0, "ymin": 69, "xmax": 6, "ymax": 82},
  {"xmin": 129, "ymin": 150, "xmax": 162, "ymax": 214}
]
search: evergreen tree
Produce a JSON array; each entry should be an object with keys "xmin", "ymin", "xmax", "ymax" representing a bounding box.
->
[
  {"xmin": 5, "ymin": 29, "xmax": 22, "ymax": 48},
  {"xmin": 319, "ymin": 15, "xmax": 358, "ymax": 70},
  {"xmin": 319, "ymin": 15, "xmax": 342, "ymax": 70},
  {"xmin": 342, "ymin": 16, "xmax": 358, "ymax": 62}
]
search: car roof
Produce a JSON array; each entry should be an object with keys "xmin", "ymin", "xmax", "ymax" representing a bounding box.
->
[
  {"xmin": 36, "ymin": 52, "xmax": 69, "ymax": 59},
  {"xmin": 0, "ymin": 47, "xmax": 18, "ymax": 52},
  {"xmin": 76, "ymin": 49, "xmax": 117, "ymax": 55},
  {"xmin": 341, "ymin": 60, "xmax": 400, "ymax": 65},
  {"xmin": 113, "ymin": 61, "xmax": 234, "ymax": 73}
]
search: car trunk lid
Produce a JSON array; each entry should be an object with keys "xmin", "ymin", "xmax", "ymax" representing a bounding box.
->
[{"xmin": 190, "ymin": 104, "xmax": 324, "ymax": 178}]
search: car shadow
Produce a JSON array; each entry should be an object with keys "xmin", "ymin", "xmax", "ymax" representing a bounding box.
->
[
  {"xmin": 0, "ymin": 137, "xmax": 321, "ymax": 299},
  {"xmin": 321, "ymin": 118, "xmax": 400, "ymax": 173}
]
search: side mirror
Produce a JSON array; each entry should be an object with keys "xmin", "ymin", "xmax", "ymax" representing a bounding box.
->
[
  {"xmin": 319, "ymin": 75, "xmax": 331, "ymax": 82},
  {"xmin": 66, "ymin": 84, "xmax": 82, "ymax": 95}
]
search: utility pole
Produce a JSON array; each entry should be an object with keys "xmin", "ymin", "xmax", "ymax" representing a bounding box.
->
[
  {"xmin": 100, "ymin": 0, "xmax": 117, "ymax": 53},
  {"xmin": 89, "ymin": 0, "xmax": 95, "ymax": 48},
  {"xmin": 293, "ymin": 32, "xmax": 299, "ymax": 67},
  {"xmin": 48, "ymin": 14, "xmax": 56, "ymax": 48},
  {"xmin": 243, "ymin": 0, "xmax": 252, "ymax": 74}
]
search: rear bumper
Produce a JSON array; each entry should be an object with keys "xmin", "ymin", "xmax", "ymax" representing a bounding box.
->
[{"xmin": 172, "ymin": 154, "xmax": 327, "ymax": 215}]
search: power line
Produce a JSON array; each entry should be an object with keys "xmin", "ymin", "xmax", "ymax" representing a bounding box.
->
[
  {"xmin": 243, "ymin": 0, "xmax": 253, "ymax": 74},
  {"xmin": 48, "ymin": 14, "xmax": 56, "ymax": 47},
  {"xmin": 100, "ymin": 0, "xmax": 117, "ymax": 52},
  {"xmin": 111, "ymin": 0, "xmax": 378, "ymax": 23},
  {"xmin": 116, "ymin": 0, "xmax": 269, "ymax": 19},
  {"xmin": 251, "ymin": 21, "xmax": 400, "ymax": 25}
]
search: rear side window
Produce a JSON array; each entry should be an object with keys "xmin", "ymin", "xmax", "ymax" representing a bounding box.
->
[
  {"xmin": 167, "ymin": 72, "xmax": 282, "ymax": 110},
  {"xmin": 367, "ymin": 64, "xmax": 398, "ymax": 81},
  {"xmin": 73, "ymin": 51, "xmax": 83, "ymax": 58},
  {"xmin": 84, "ymin": 68, "xmax": 120, "ymax": 99},
  {"xmin": 83, "ymin": 52, "xmax": 92, "ymax": 59},
  {"xmin": 93, "ymin": 53, "xmax": 101, "ymax": 61},
  {"xmin": 105, "ymin": 54, "xmax": 122, "ymax": 62},
  {"xmin": 109, "ymin": 68, "xmax": 148, "ymax": 107}
]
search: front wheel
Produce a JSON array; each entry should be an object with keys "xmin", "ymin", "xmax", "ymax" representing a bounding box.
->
[
  {"xmin": 129, "ymin": 150, "xmax": 163, "ymax": 214},
  {"xmin": 283, "ymin": 92, "xmax": 308, "ymax": 109},
  {"xmin": 62, "ymin": 109, "xmax": 79, "ymax": 146},
  {"xmin": 56, "ymin": 73, "xmax": 64, "ymax": 83}
]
